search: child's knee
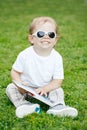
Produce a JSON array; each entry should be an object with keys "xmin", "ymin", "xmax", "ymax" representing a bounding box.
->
[
  {"xmin": 57, "ymin": 87, "xmax": 64, "ymax": 94},
  {"xmin": 6, "ymin": 83, "xmax": 16, "ymax": 95}
]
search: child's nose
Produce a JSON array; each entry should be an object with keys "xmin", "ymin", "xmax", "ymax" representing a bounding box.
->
[{"xmin": 44, "ymin": 34, "xmax": 49, "ymax": 38}]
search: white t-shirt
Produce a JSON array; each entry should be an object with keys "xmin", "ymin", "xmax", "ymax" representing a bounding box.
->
[{"xmin": 12, "ymin": 46, "xmax": 64, "ymax": 88}]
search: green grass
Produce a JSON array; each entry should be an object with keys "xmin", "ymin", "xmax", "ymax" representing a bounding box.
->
[{"xmin": 0, "ymin": 0, "xmax": 87, "ymax": 129}]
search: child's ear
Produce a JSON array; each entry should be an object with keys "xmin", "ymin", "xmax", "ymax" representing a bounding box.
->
[
  {"xmin": 28, "ymin": 35, "xmax": 34, "ymax": 44},
  {"xmin": 55, "ymin": 35, "xmax": 60, "ymax": 43},
  {"xmin": 53, "ymin": 35, "xmax": 60, "ymax": 47},
  {"xmin": 54, "ymin": 36, "xmax": 59, "ymax": 44}
]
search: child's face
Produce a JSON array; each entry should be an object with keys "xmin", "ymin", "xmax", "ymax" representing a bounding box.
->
[{"xmin": 29, "ymin": 22, "xmax": 58, "ymax": 50}]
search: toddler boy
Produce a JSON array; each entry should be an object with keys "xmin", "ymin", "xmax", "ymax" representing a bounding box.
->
[{"xmin": 6, "ymin": 16, "xmax": 78, "ymax": 118}]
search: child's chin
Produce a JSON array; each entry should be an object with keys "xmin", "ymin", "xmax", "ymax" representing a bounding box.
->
[{"xmin": 41, "ymin": 44, "xmax": 50, "ymax": 48}]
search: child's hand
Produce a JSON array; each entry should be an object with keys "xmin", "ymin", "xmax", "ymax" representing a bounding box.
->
[
  {"xmin": 35, "ymin": 87, "xmax": 47, "ymax": 97},
  {"xmin": 18, "ymin": 81, "xmax": 29, "ymax": 94},
  {"xmin": 18, "ymin": 87, "xmax": 27, "ymax": 94}
]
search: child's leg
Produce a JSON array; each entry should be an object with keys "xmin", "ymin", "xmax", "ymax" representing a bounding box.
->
[
  {"xmin": 47, "ymin": 87, "xmax": 78, "ymax": 117},
  {"xmin": 48, "ymin": 87, "xmax": 65, "ymax": 105},
  {"xmin": 6, "ymin": 83, "xmax": 40, "ymax": 118},
  {"xmin": 6, "ymin": 83, "xmax": 30, "ymax": 108}
]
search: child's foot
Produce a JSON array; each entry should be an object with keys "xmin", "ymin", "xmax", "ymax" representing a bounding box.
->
[
  {"xmin": 47, "ymin": 104, "xmax": 78, "ymax": 117},
  {"xmin": 16, "ymin": 104, "xmax": 40, "ymax": 118}
]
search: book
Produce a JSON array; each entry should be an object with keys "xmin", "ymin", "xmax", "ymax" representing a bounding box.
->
[{"xmin": 12, "ymin": 80, "xmax": 57, "ymax": 107}]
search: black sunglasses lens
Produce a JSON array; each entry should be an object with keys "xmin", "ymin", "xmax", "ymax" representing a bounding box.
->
[
  {"xmin": 48, "ymin": 32, "xmax": 55, "ymax": 38},
  {"xmin": 37, "ymin": 31, "xmax": 45, "ymax": 38}
]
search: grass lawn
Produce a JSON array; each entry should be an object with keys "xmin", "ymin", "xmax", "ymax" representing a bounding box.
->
[{"xmin": 0, "ymin": 0, "xmax": 87, "ymax": 129}]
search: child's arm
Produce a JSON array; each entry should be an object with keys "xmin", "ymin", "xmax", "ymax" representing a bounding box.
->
[
  {"xmin": 11, "ymin": 69, "xmax": 28, "ymax": 94},
  {"xmin": 35, "ymin": 79, "xmax": 63, "ymax": 96}
]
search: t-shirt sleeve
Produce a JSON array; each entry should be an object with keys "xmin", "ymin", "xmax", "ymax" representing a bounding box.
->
[
  {"xmin": 53, "ymin": 55, "xmax": 64, "ymax": 79},
  {"xmin": 12, "ymin": 52, "xmax": 24, "ymax": 72}
]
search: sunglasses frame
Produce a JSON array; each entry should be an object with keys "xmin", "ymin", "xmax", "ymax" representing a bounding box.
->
[{"xmin": 32, "ymin": 31, "xmax": 56, "ymax": 38}]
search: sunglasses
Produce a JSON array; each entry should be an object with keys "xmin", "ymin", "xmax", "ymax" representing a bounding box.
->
[{"xmin": 32, "ymin": 31, "xmax": 56, "ymax": 38}]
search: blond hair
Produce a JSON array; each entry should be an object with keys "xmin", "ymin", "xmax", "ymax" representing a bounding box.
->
[{"xmin": 29, "ymin": 16, "xmax": 58, "ymax": 34}]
